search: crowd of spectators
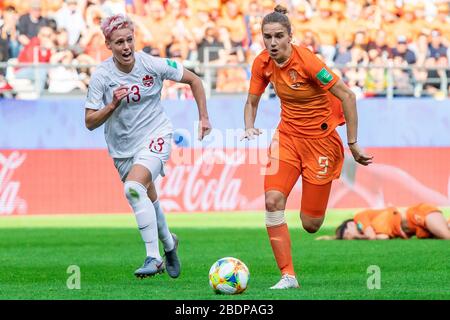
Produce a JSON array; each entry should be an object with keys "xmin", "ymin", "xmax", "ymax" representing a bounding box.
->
[{"xmin": 0, "ymin": 0, "xmax": 449, "ymax": 98}]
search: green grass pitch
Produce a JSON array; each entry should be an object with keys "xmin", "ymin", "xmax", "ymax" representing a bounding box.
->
[{"xmin": 0, "ymin": 209, "xmax": 449, "ymax": 300}]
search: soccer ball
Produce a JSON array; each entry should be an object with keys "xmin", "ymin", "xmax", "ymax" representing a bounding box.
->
[{"xmin": 208, "ymin": 257, "xmax": 250, "ymax": 294}]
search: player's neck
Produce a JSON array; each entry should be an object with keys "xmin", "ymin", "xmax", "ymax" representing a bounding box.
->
[
  {"xmin": 274, "ymin": 44, "xmax": 293, "ymax": 67},
  {"xmin": 113, "ymin": 56, "xmax": 135, "ymax": 73}
]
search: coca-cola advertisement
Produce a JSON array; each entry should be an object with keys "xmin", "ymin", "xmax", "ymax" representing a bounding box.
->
[
  {"xmin": 0, "ymin": 152, "xmax": 27, "ymax": 215},
  {"xmin": 1, "ymin": 147, "xmax": 449, "ymax": 215},
  {"xmin": 2, "ymin": 97, "xmax": 450, "ymax": 215}
]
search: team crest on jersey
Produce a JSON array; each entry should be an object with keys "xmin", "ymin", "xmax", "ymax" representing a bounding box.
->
[
  {"xmin": 142, "ymin": 75, "xmax": 154, "ymax": 87},
  {"xmin": 288, "ymin": 69, "xmax": 301, "ymax": 88},
  {"xmin": 289, "ymin": 69, "xmax": 297, "ymax": 82}
]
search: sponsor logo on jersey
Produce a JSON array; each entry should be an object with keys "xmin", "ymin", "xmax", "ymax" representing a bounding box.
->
[
  {"xmin": 166, "ymin": 59, "xmax": 177, "ymax": 69},
  {"xmin": 316, "ymin": 67, "xmax": 333, "ymax": 85},
  {"xmin": 142, "ymin": 75, "xmax": 154, "ymax": 87}
]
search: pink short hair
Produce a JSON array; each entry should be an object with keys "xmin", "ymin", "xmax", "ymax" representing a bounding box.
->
[{"xmin": 101, "ymin": 14, "xmax": 134, "ymax": 41}]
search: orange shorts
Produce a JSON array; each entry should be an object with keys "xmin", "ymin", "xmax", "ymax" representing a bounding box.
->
[
  {"xmin": 265, "ymin": 129, "xmax": 344, "ymax": 186},
  {"xmin": 263, "ymin": 129, "xmax": 344, "ymax": 218},
  {"xmin": 406, "ymin": 203, "xmax": 442, "ymax": 238}
]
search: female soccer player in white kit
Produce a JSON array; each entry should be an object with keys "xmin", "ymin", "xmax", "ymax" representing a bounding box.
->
[{"xmin": 84, "ymin": 14, "xmax": 211, "ymax": 279}]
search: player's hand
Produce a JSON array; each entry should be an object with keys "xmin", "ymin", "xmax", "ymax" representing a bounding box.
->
[
  {"xmin": 348, "ymin": 143, "xmax": 373, "ymax": 166},
  {"xmin": 111, "ymin": 85, "xmax": 129, "ymax": 109},
  {"xmin": 241, "ymin": 128, "xmax": 262, "ymax": 140},
  {"xmin": 198, "ymin": 117, "xmax": 212, "ymax": 141}
]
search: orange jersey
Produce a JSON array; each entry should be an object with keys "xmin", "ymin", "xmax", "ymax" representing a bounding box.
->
[
  {"xmin": 249, "ymin": 44, "xmax": 345, "ymax": 138},
  {"xmin": 406, "ymin": 203, "xmax": 442, "ymax": 239},
  {"xmin": 354, "ymin": 208, "xmax": 406, "ymax": 239}
]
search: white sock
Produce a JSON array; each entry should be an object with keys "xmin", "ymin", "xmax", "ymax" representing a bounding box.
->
[
  {"xmin": 153, "ymin": 200, "xmax": 175, "ymax": 252},
  {"xmin": 124, "ymin": 181, "xmax": 160, "ymax": 259}
]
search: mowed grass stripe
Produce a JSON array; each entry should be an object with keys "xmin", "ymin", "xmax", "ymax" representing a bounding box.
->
[
  {"xmin": 0, "ymin": 223, "xmax": 448, "ymax": 299},
  {"xmin": 1, "ymin": 209, "xmax": 448, "ymax": 229}
]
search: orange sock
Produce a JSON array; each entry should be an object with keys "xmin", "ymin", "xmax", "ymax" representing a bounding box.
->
[{"xmin": 266, "ymin": 223, "xmax": 295, "ymax": 276}]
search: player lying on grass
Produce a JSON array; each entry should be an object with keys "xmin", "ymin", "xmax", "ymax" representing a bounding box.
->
[{"xmin": 319, "ymin": 203, "xmax": 450, "ymax": 240}]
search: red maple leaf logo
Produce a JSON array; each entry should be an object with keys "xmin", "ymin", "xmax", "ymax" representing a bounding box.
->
[{"xmin": 142, "ymin": 75, "xmax": 154, "ymax": 87}]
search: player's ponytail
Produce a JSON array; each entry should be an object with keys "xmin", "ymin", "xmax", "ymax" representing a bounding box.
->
[
  {"xmin": 261, "ymin": 5, "xmax": 292, "ymax": 35},
  {"xmin": 274, "ymin": 5, "xmax": 288, "ymax": 15}
]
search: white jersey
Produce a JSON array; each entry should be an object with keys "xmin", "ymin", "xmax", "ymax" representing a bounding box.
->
[{"xmin": 85, "ymin": 51, "xmax": 184, "ymax": 158}]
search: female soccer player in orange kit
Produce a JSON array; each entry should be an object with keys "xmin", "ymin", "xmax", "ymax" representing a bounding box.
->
[
  {"xmin": 334, "ymin": 204, "xmax": 450, "ymax": 240},
  {"xmin": 242, "ymin": 5, "xmax": 373, "ymax": 289}
]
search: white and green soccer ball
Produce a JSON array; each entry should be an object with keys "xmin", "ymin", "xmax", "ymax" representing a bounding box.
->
[{"xmin": 208, "ymin": 257, "xmax": 250, "ymax": 294}]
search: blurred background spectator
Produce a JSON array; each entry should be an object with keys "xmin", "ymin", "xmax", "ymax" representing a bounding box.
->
[
  {"xmin": 1, "ymin": 5, "xmax": 20, "ymax": 59},
  {"xmin": 54, "ymin": 0, "xmax": 86, "ymax": 47},
  {"xmin": 16, "ymin": 0, "xmax": 50, "ymax": 48},
  {"xmin": 14, "ymin": 25, "xmax": 54, "ymax": 93},
  {"xmin": 215, "ymin": 49, "xmax": 248, "ymax": 93},
  {"xmin": 0, "ymin": 0, "xmax": 449, "ymax": 98}
]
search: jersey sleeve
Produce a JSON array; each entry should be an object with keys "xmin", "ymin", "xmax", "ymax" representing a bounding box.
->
[
  {"xmin": 417, "ymin": 203, "xmax": 442, "ymax": 215},
  {"xmin": 153, "ymin": 57, "xmax": 184, "ymax": 82},
  {"xmin": 84, "ymin": 71, "xmax": 104, "ymax": 110},
  {"xmin": 302, "ymin": 47, "xmax": 339, "ymax": 90},
  {"xmin": 248, "ymin": 56, "xmax": 269, "ymax": 96}
]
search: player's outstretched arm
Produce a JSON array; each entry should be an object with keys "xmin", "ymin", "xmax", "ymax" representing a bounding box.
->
[
  {"xmin": 241, "ymin": 93, "xmax": 263, "ymax": 140},
  {"xmin": 179, "ymin": 68, "xmax": 211, "ymax": 140},
  {"xmin": 329, "ymin": 79, "xmax": 373, "ymax": 166},
  {"xmin": 85, "ymin": 85, "xmax": 129, "ymax": 130}
]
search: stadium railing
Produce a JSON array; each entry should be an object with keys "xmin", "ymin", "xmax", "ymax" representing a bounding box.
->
[{"xmin": 0, "ymin": 60, "xmax": 449, "ymax": 100}]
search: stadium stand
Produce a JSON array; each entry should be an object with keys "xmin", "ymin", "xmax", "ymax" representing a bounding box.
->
[{"xmin": 0, "ymin": 0, "xmax": 449, "ymax": 99}]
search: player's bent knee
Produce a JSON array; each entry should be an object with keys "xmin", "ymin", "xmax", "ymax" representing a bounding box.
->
[
  {"xmin": 124, "ymin": 180, "xmax": 148, "ymax": 205},
  {"xmin": 265, "ymin": 197, "xmax": 278, "ymax": 212},
  {"xmin": 302, "ymin": 223, "xmax": 321, "ymax": 233},
  {"xmin": 265, "ymin": 197, "xmax": 281, "ymax": 212},
  {"xmin": 301, "ymin": 215, "xmax": 324, "ymax": 233},
  {"xmin": 265, "ymin": 192, "xmax": 285, "ymax": 212},
  {"xmin": 441, "ymin": 232, "xmax": 450, "ymax": 240}
]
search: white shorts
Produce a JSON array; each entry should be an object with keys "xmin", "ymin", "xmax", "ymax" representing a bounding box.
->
[{"xmin": 113, "ymin": 134, "xmax": 172, "ymax": 182}]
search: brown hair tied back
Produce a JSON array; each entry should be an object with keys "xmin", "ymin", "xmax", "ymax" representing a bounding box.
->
[
  {"xmin": 274, "ymin": 5, "xmax": 288, "ymax": 15},
  {"xmin": 261, "ymin": 5, "xmax": 292, "ymax": 35}
]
